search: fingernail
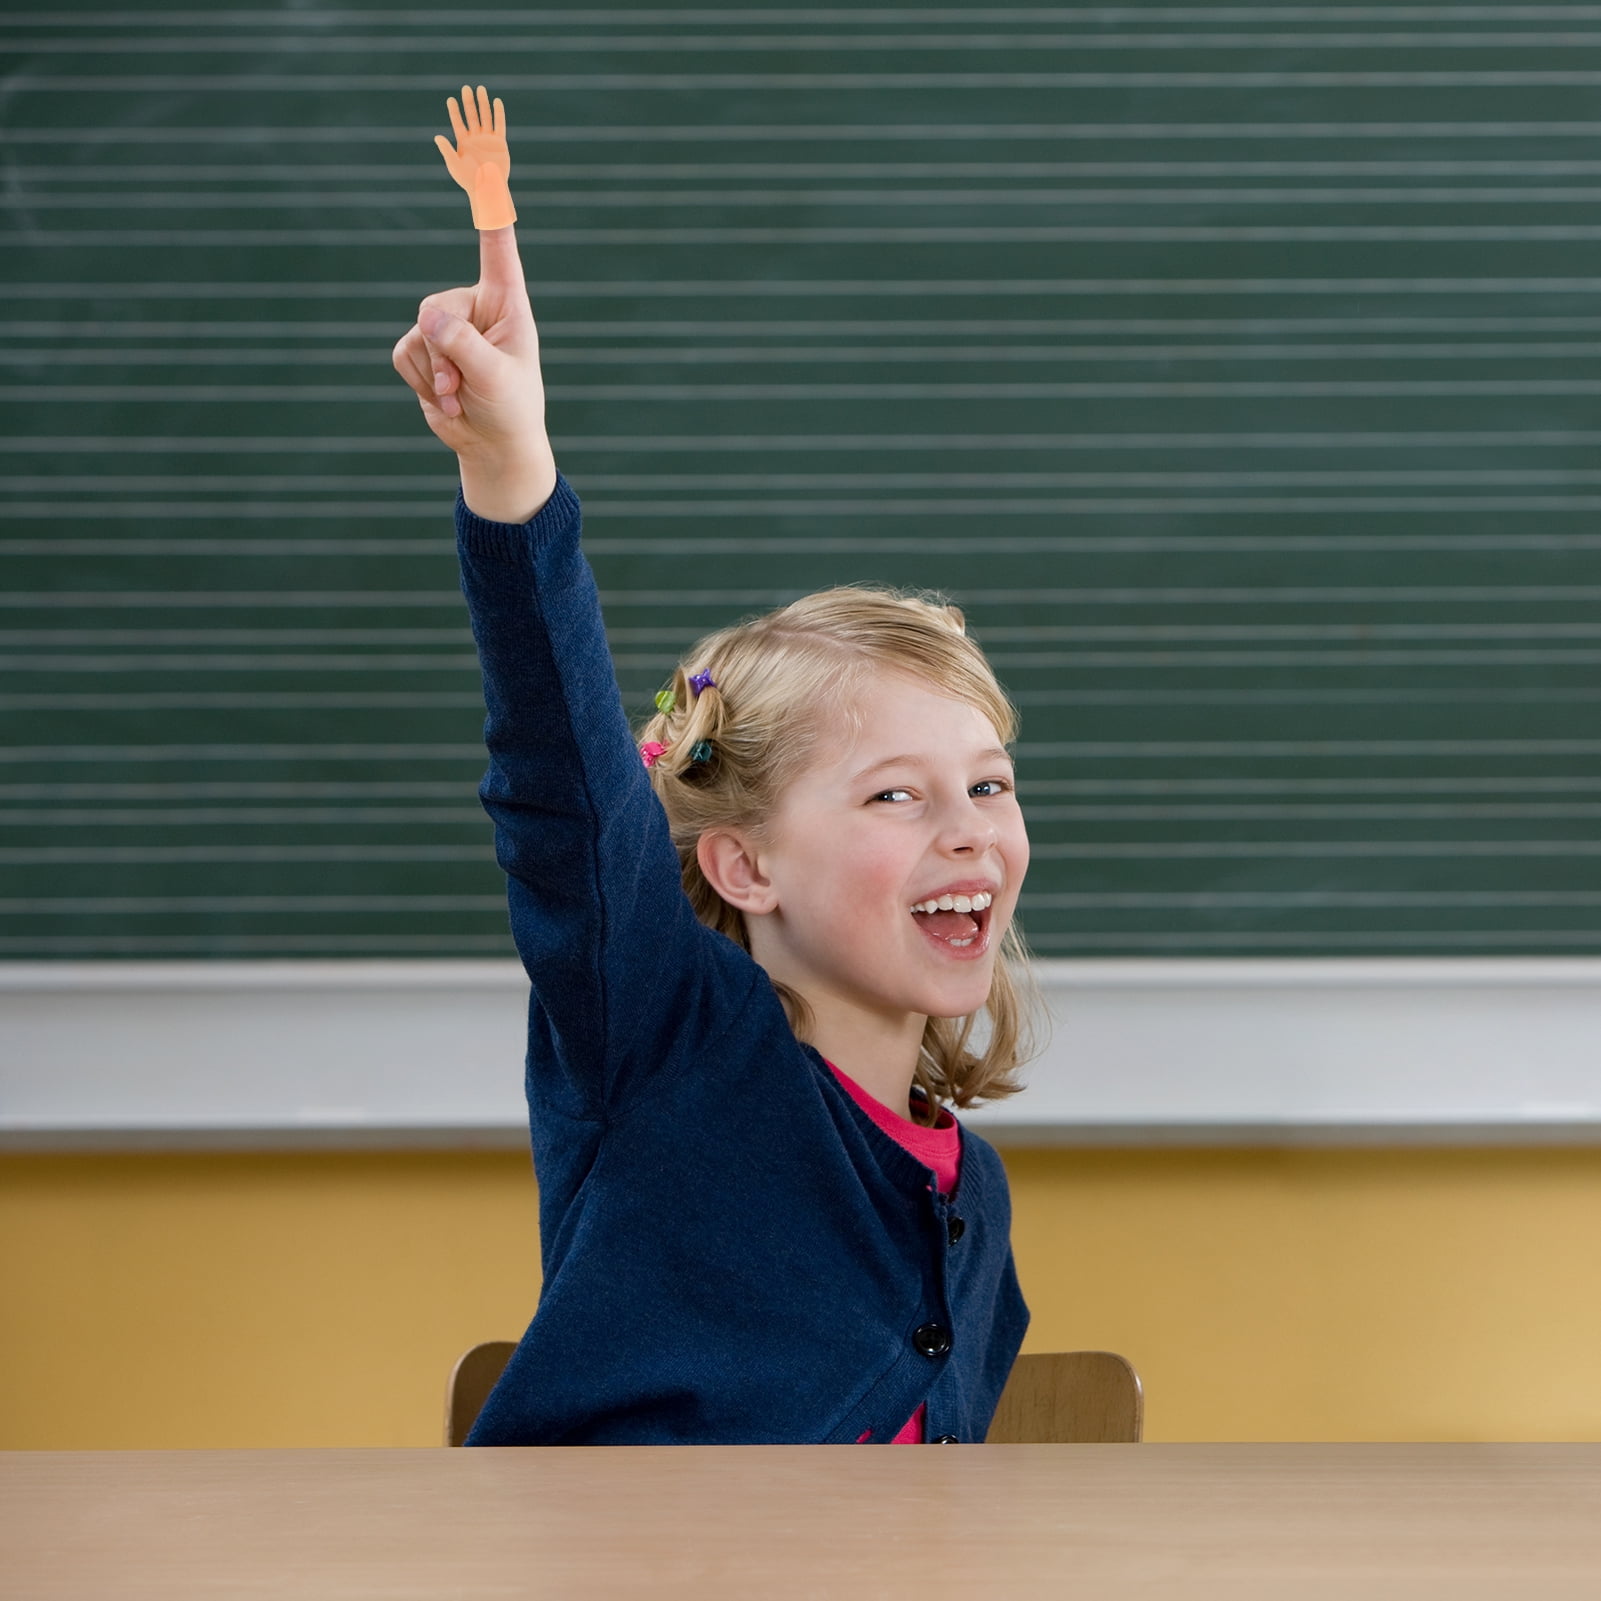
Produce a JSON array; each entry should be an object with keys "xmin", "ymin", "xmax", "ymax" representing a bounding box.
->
[
  {"xmin": 420, "ymin": 308, "xmax": 445, "ymax": 339},
  {"xmin": 433, "ymin": 371, "xmax": 450, "ymax": 394}
]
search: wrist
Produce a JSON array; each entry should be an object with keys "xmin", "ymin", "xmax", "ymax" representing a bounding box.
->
[
  {"xmin": 469, "ymin": 171, "xmax": 517, "ymax": 232},
  {"xmin": 458, "ymin": 447, "xmax": 558, "ymax": 526}
]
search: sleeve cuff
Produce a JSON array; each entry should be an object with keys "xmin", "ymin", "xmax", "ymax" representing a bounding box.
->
[{"xmin": 455, "ymin": 471, "xmax": 583, "ymax": 562}]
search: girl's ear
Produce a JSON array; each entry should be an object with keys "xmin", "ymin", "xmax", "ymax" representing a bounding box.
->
[{"xmin": 697, "ymin": 828, "xmax": 778, "ymax": 916}]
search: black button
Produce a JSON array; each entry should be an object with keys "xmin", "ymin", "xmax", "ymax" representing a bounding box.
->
[
  {"xmin": 934, "ymin": 1434, "xmax": 959, "ymax": 1445},
  {"xmin": 913, "ymin": 1323, "xmax": 952, "ymax": 1359},
  {"xmin": 946, "ymin": 1216, "xmax": 965, "ymax": 1245}
]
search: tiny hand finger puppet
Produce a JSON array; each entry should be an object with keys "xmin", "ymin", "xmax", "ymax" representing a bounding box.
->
[{"xmin": 435, "ymin": 84, "xmax": 517, "ymax": 231}]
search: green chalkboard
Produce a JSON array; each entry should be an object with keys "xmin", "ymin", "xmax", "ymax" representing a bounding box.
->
[{"xmin": 6, "ymin": 0, "xmax": 1601, "ymax": 958}]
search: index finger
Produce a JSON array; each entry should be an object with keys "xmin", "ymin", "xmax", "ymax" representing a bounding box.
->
[
  {"xmin": 445, "ymin": 94, "xmax": 468, "ymax": 149},
  {"xmin": 479, "ymin": 222, "xmax": 526, "ymax": 293}
]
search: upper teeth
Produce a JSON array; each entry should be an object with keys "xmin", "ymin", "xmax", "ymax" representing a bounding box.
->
[{"xmin": 912, "ymin": 891, "xmax": 993, "ymax": 915}]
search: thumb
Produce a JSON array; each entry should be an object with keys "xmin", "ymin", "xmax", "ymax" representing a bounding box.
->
[
  {"xmin": 419, "ymin": 305, "xmax": 498, "ymax": 387},
  {"xmin": 434, "ymin": 133, "xmax": 464, "ymax": 187}
]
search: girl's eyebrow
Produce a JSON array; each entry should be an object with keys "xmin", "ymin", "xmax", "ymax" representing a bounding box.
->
[{"xmin": 849, "ymin": 746, "xmax": 1013, "ymax": 783}]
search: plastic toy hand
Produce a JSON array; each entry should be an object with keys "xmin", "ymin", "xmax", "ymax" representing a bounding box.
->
[{"xmin": 435, "ymin": 84, "xmax": 517, "ymax": 231}]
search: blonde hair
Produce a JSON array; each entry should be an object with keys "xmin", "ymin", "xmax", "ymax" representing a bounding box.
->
[{"xmin": 636, "ymin": 585, "xmax": 1039, "ymax": 1124}]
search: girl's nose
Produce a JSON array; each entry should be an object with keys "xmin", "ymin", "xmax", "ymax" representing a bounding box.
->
[{"xmin": 941, "ymin": 799, "xmax": 998, "ymax": 856}]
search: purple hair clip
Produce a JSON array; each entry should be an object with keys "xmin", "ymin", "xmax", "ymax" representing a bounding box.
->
[{"xmin": 688, "ymin": 669, "xmax": 717, "ymax": 697}]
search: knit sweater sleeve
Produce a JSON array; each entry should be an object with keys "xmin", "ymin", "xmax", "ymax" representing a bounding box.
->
[{"xmin": 455, "ymin": 475, "xmax": 748, "ymax": 1117}]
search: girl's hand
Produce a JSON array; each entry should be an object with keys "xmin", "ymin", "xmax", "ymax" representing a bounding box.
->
[{"xmin": 391, "ymin": 224, "xmax": 558, "ymax": 525}]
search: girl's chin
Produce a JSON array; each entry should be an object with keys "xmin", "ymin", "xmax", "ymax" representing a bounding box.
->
[{"xmin": 918, "ymin": 966, "xmax": 997, "ymax": 1020}]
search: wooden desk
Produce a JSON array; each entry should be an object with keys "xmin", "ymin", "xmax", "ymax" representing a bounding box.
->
[{"xmin": 4, "ymin": 1445, "xmax": 1599, "ymax": 1599}]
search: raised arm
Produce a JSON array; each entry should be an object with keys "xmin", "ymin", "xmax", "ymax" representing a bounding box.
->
[{"xmin": 393, "ymin": 197, "xmax": 752, "ymax": 1118}]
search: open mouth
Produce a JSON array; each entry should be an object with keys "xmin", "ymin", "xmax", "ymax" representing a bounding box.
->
[{"xmin": 910, "ymin": 890, "xmax": 994, "ymax": 952}]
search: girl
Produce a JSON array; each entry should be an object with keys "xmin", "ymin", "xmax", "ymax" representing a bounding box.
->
[{"xmin": 392, "ymin": 220, "xmax": 1036, "ymax": 1447}]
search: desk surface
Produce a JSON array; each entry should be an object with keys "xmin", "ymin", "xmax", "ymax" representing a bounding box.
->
[{"xmin": 4, "ymin": 1444, "xmax": 1600, "ymax": 1599}]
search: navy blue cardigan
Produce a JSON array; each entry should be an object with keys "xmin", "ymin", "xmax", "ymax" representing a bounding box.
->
[{"xmin": 457, "ymin": 475, "xmax": 1029, "ymax": 1445}]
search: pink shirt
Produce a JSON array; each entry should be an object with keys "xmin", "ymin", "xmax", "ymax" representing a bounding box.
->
[{"xmin": 829, "ymin": 1065, "xmax": 960, "ymax": 1443}]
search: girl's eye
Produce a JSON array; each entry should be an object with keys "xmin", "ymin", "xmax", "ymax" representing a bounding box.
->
[
  {"xmin": 971, "ymin": 778, "xmax": 1013, "ymax": 798},
  {"xmin": 871, "ymin": 788, "xmax": 915, "ymax": 804}
]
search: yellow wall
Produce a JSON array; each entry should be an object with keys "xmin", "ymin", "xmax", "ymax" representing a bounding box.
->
[{"xmin": 4, "ymin": 1145, "xmax": 1601, "ymax": 1447}]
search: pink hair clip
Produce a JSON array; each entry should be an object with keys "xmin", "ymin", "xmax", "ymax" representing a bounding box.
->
[{"xmin": 640, "ymin": 740, "xmax": 668, "ymax": 769}]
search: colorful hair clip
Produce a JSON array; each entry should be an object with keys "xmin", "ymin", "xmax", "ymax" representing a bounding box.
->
[
  {"xmin": 640, "ymin": 741, "xmax": 667, "ymax": 769},
  {"xmin": 689, "ymin": 740, "xmax": 714, "ymax": 764},
  {"xmin": 688, "ymin": 669, "xmax": 717, "ymax": 697},
  {"xmin": 654, "ymin": 689, "xmax": 677, "ymax": 715}
]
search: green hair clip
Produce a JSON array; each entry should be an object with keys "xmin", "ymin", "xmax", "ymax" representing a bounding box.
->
[{"xmin": 654, "ymin": 688, "xmax": 677, "ymax": 715}]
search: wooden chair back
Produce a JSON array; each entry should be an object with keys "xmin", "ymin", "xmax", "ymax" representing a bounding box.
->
[
  {"xmin": 444, "ymin": 1340, "xmax": 517, "ymax": 1448},
  {"xmin": 445, "ymin": 1343, "xmax": 1142, "ymax": 1446},
  {"xmin": 985, "ymin": 1350, "xmax": 1144, "ymax": 1443}
]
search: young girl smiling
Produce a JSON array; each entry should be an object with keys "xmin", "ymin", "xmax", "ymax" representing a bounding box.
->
[{"xmin": 393, "ymin": 217, "xmax": 1036, "ymax": 1447}]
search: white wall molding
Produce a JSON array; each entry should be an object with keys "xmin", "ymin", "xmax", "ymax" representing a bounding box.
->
[{"xmin": 3, "ymin": 958, "xmax": 1600, "ymax": 1149}]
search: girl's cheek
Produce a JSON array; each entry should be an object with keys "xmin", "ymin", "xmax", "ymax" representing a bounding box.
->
[
  {"xmin": 1008, "ymin": 810, "xmax": 1032, "ymax": 871},
  {"xmin": 855, "ymin": 845, "xmax": 914, "ymax": 905}
]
